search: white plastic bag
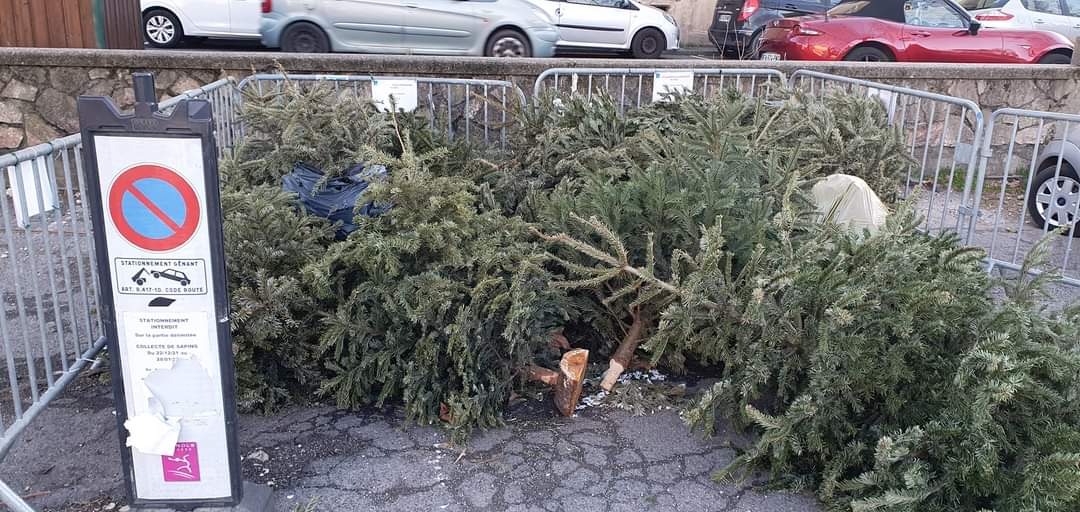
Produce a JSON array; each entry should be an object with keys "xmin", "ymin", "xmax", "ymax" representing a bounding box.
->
[{"xmin": 812, "ymin": 174, "xmax": 888, "ymax": 234}]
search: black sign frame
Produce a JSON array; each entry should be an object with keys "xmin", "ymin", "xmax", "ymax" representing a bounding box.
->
[{"xmin": 77, "ymin": 73, "xmax": 242, "ymax": 508}]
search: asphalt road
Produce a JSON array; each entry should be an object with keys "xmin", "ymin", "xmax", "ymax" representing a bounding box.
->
[
  {"xmin": 9, "ymin": 378, "xmax": 820, "ymax": 512},
  {"xmin": 148, "ymin": 39, "xmax": 722, "ymax": 60}
]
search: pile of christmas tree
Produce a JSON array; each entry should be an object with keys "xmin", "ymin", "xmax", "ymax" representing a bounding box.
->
[{"xmin": 221, "ymin": 79, "xmax": 1080, "ymax": 511}]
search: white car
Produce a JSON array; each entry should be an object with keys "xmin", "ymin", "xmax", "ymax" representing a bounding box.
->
[
  {"xmin": 141, "ymin": 0, "xmax": 262, "ymax": 48},
  {"xmin": 527, "ymin": 0, "xmax": 680, "ymax": 58},
  {"xmin": 959, "ymin": 0, "xmax": 1080, "ymax": 42}
]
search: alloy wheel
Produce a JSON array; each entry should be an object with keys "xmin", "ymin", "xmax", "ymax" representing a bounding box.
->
[
  {"xmin": 491, "ymin": 37, "xmax": 526, "ymax": 58},
  {"xmin": 146, "ymin": 15, "xmax": 175, "ymax": 45},
  {"xmin": 1035, "ymin": 174, "xmax": 1080, "ymax": 229}
]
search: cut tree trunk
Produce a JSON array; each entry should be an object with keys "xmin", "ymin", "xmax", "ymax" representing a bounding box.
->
[
  {"xmin": 550, "ymin": 332, "xmax": 571, "ymax": 351},
  {"xmin": 600, "ymin": 310, "xmax": 643, "ymax": 392},
  {"xmin": 527, "ymin": 349, "xmax": 589, "ymax": 417},
  {"xmin": 553, "ymin": 349, "xmax": 588, "ymax": 417}
]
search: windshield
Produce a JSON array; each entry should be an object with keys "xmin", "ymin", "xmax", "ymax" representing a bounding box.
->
[
  {"xmin": 955, "ymin": 0, "xmax": 1009, "ymax": 9},
  {"xmin": 827, "ymin": 0, "xmax": 906, "ymax": 22}
]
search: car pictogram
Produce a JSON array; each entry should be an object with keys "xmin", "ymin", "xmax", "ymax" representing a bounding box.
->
[{"xmin": 151, "ymin": 269, "xmax": 191, "ymax": 287}]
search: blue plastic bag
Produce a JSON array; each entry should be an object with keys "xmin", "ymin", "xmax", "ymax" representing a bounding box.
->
[{"xmin": 282, "ymin": 162, "xmax": 389, "ymax": 239}]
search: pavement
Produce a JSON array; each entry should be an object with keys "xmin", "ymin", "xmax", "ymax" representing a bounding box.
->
[{"xmin": 4, "ymin": 376, "xmax": 821, "ymax": 512}]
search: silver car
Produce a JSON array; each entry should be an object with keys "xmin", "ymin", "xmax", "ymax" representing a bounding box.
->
[
  {"xmin": 260, "ymin": 0, "xmax": 559, "ymax": 57},
  {"xmin": 1028, "ymin": 128, "xmax": 1080, "ymax": 235},
  {"xmin": 960, "ymin": 0, "xmax": 1080, "ymax": 42}
]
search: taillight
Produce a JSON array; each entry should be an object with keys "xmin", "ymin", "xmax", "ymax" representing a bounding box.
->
[
  {"xmin": 737, "ymin": 0, "xmax": 759, "ymax": 23},
  {"xmin": 261, "ymin": 0, "xmax": 272, "ymax": 14},
  {"xmin": 791, "ymin": 24, "xmax": 822, "ymax": 36},
  {"xmin": 974, "ymin": 10, "xmax": 1014, "ymax": 21}
]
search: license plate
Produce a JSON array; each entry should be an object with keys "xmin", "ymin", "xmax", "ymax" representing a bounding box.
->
[
  {"xmin": 761, "ymin": 52, "xmax": 781, "ymax": 61},
  {"xmin": 717, "ymin": 14, "xmax": 731, "ymax": 23}
]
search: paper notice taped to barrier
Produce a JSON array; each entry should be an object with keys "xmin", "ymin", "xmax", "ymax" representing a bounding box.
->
[
  {"xmin": 372, "ymin": 78, "xmax": 418, "ymax": 112},
  {"xmin": 6, "ymin": 158, "xmax": 59, "ymax": 228},
  {"xmin": 652, "ymin": 71, "xmax": 694, "ymax": 102}
]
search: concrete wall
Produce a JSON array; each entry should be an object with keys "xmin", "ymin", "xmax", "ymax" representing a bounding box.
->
[{"xmin": 1, "ymin": 48, "xmax": 1079, "ymax": 151}]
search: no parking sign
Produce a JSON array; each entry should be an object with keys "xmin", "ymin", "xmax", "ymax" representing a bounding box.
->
[
  {"xmin": 78, "ymin": 74, "xmax": 243, "ymax": 508},
  {"xmin": 108, "ymin": 163, "xmax": 201, "ymax": 252}
]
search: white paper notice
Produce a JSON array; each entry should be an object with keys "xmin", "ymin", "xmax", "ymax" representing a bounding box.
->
[
  {"xmin": 652, "ymin": 71, "xmax": 695, "ymax": 102},
  {"xmin": 372, "ymin": 78, "xmax": 418, "ymax": 112},
  {"xmin": 6, "ymin": 157, "xmax": 59, "ymax": 228},
  {"xmin": 125, "ymin": 413, "xmax": 182, "ymax": 456}
]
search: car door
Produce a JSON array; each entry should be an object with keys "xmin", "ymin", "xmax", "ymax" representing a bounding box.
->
[
  {"xmin": 178, "ymin": 0, "xmax": 231, "ymax": 34},
  {"xmin": 1026, "ymin": 0, "xmax": 1076, "ymax": 38},
  {"xmin": 556, "ymin": 0, "xmax": 633, "ymax": 48},
  {"xmin": 322, "ymin": 0, "xmax": 405, "ymax": 50},
  {"xmin": 401, "ymin": 0, "xmax": 479, "ymax": 54},
  {"xmin": 900, "ymin": 0, "xmax": 1006, "ymax": 62},
  {"xmin": 1058, "ymin": 0, "xmax": 1080, "ymax": 39},
  {"xmin": 228, "ymin": 0, "xmax": 261, "ymax": 36}
]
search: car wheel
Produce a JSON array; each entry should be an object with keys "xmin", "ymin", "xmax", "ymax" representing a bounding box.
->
[
  {"xmin": 486, "ymin": 29, "xmax": 532, "ymax": 58},
  {"xmin": 743, "ymin": 31, "xmax": 763, "ymax": 60},
  {"xmin": 151, "ymin": 271, "xmax": 161, "ymax": 278},
  {"xmin": 143, "ymin": 9, "xmax": 183, "ymax": 48},
  {"xmin": 631, "ymin": 28, "xmax": 665, "ymax": 59},
  {"xmin": 1039, "ymin": 52, "xmax": 1072, "ymax": 64},
  {"xmin": 180, "ymin": 279, "xmax": 190, "ymax": 286},
  {"xmin": 843, "ymin": 46, "xmax": 892, "ymax": 62},
  {"xmin": 282, "ymin": 22, "xmax": 330, "ymax": 53},
  {"xmin": 135, "ymin": 278, "xmax": 145, "ymax": 285},
  {"xmin": 1027, "ymin": 162, "xmax": 1080, "ymax": 236}
]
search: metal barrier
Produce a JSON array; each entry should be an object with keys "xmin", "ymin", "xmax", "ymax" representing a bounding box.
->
[
  {"xmin": 532, "ymin": 68, "xmax": 787, "ymax": 112},
  {"xmin": 0, "ymin": 78, "xmax": 234, "ymax": 512},
  {"xmin": 790, "ymin": 70, "xmax": 985, "ymax": 238},
  {"xmin": 1, "ymin": 67, "xmax": 1078, "ymax": 510},
  {"xmin": 237, "ymin": 74, "xmax": 527, "ymax": 150},
  {"xmin": 971, "ymin": 109, "xmax": 1080, "ymax": 287}
]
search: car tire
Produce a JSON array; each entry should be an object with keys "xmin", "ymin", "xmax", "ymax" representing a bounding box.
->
[
  {"xmin": 843, "ymin": 46, "xmax": 892, "ymax": 62},
  {"xmin": 143, "ymin": 9, "xmax": 183, "ymax": 48},
  {"xmin": 486, "ymin": 29, "xmax": 532, "ymax": 58},
  {"xmin": 151, "ymin": 271, "xmax": 161, "ymax": 278},
  {"xmin": 1027, "ymin": 162, "xmax": 1080, "ymax": 236},
  {"xmin": 135, "ymin": 278, "xmax": 145, "ymax": 285},
  {"xmin": 1039, "ymin": 52, "xmax": 1072, "ymax": 64},
  {"xmin": 180, "ymin": 279, "xmax": 190, "ymax": 286},
  {"xmin": 281, "ymin": 22, "xmax": 331, "ymax": 53},
  {"xmin": 743, "ymin": 31, "xmax": 763, "ymax": 60},
  {"xmin": 631, "ymin": 28, "xmax": 666, "ymax": 59}
]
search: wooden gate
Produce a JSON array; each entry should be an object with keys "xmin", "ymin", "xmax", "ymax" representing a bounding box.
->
[{"xmin": 0, "ymin": 0, "xmax": 142, "ymax": 49}]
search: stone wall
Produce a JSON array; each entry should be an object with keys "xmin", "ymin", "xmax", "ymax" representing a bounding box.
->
[{"xmin": 1, "ymin": 48, "xmax": 1079, "ymax": 152}]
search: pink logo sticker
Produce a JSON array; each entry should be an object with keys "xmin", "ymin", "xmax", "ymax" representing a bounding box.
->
[{"xmin": 162, "ymin": 442, "xmax": 200, "ymax": 482}]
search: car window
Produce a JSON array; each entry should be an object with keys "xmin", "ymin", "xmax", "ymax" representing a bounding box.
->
[
  {"xmin": 565, "ymin": 0, "xmax": 630, "ymax": 7},
  {"xmin": 1027, "ymin": 0, "xmax": 1065, "ymax": 14},
  {"xmin": 904, "ymin": 0, "xmax": 968, "ymax": 27},
  {"xmin": 956, "ymin": 0, "xmax": 1010, "ymax": 9},
  {"xmin": 1065, "ymin": 0, "xmax": 1080, "ymax": 14},
  {"xmin": 828, "ymin": 0, "xmax": 905, "ymax": 21}
]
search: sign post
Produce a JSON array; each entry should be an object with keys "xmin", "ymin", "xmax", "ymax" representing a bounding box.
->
[{"xmin": 78, "ymin": 73, "xmax": 255, "ymax": 509}]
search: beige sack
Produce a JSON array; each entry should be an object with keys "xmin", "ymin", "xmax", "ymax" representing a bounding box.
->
[{"xmin": 811, "ymin": 174, "xmax": 888, "ymax": 234}]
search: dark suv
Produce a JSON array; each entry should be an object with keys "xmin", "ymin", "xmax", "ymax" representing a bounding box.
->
[{"xmin": 709, "ymin": 0, "xmax": 840, "ymax": 58}]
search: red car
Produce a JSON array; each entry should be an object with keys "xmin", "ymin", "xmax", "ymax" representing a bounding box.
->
[{"xmin": 758, "ymin": 0, "xmax": 1074, "ymax": 63}]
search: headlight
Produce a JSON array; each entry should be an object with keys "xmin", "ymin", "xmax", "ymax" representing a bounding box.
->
[{"xmin": 663, "ymin": 12, "xmax": 676, "ymax": 26}]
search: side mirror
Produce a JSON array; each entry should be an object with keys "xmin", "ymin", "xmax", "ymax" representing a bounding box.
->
[{"xmin": 969, "ymin": 20, "xmax": 981, "ymax": 35}]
